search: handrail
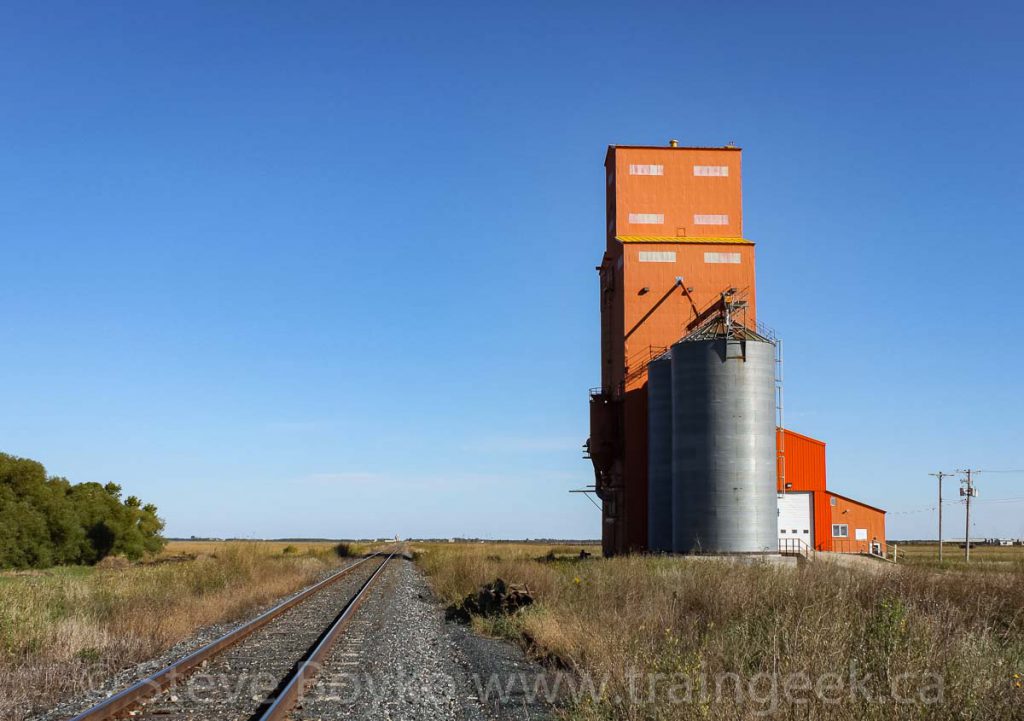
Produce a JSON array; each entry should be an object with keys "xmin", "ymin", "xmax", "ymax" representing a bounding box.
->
[
  {"xmin": 623, "ymin": 345, "xmax": 670, "ymax": 387},
  {"xmin": 778, "ymin": 537, "xmax": 815, "ymax": 560}
]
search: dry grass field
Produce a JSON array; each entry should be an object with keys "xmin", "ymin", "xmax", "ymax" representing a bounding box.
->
[
  {"xmin": 162, "ymin": 539, "xmax": 354, "ymax": 557},
  {"xmin": 0, "ymin": 540, "xmax": 361, "ymax": 721},
  {"xmin": 890, "ymin": 541, "xmax": 1024, "ymax": 568},
  {"xmin": 414, "ymin": 542, "xmax": 1024, "ymax": 720}
]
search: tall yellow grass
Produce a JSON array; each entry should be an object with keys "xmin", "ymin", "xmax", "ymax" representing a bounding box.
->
[{"xmin": 415, "ymin": 542, "xmax": 1024, "ymax": 720}]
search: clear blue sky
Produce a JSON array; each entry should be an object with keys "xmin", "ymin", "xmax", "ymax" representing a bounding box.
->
[{"xmin": 2, "ymin": 1, "xmax": 1022, "ymax": 541}]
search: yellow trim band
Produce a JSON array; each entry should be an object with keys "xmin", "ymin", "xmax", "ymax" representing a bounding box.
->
[{"xmin": 616, "ymin": 235, "xmax": 753, "ymax": 245}]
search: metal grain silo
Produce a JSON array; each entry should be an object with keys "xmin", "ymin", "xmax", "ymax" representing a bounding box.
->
[
  {"xmin": 671, "ymin": 332, "xmax": 777, "ymax": 554},
  {"xmin": 646, "ymin": 353, "xmax": 673, "ymax": 553}
]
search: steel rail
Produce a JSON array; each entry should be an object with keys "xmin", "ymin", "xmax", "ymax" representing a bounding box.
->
[
  {"xmin": 257, "ymin": 552, "xmax": 395, "ymax": 721},
  {"xmin": 65, "ymin": 552, "xmax": 383, "ymax": 721}
]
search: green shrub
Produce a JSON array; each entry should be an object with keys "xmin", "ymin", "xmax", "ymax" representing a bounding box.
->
[{"xmin": 0, "ymin": 452, "xmax": 165, "ymax": 569}]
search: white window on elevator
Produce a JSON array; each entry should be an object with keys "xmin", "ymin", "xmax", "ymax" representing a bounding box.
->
[
  {"xmin": 629, "ymin": 213, "xmax": 664, "ymax": 224},
  {"xmin": 629, "ymin": 164, "xmax": 664, "ymax": 176},
  {"xmin": 693, "ymin": 165, "xmax": 729, "ymax": 176},
  {"xmin": 639, "ymin": 251, "xmax": 676, "ymax": 263},
  {"xmin": 832, "ymin": 524, "xmax": 849, "ymax": 538},
  {"xmin": 704, "ymin": 252, "xmax": 741, "ymax": 264},
  {"xmin": 694, "ymin": 214, "xmax": 729, "ymax": 225}
]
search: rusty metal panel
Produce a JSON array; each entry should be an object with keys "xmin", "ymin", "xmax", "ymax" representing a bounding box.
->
[{"xmin": 646, "ymin": 354, "xmax": 673, "ymax": 552}]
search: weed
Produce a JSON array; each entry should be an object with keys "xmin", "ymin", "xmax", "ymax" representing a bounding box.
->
[{"xmin": 415, "ymin": 542, "xmax": 1024, "ymax": 720}]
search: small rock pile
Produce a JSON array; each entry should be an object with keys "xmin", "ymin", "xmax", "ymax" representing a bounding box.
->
[{"xmin": 446, "ymin": 578, "xmax": 534, "ymax": 623}]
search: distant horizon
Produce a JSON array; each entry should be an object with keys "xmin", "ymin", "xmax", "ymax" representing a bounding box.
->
[
  {"xmin": 164, "ymin": 536, "xmax": 1019, "ymax": 545},
  {"xmin": 166, "ymin": 536, "xmax": 603, "ymax": 543}
]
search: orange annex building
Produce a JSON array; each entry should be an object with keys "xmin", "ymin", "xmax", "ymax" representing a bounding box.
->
[
  {"xmin": 587, "ymin": 141, "xmax": 885, "ymax": 556},
  {"xmin": 777, "ymin": 429, "xmax": 886, "ymax": 555}
]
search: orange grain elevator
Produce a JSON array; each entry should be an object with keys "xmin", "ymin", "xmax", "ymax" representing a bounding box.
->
[{"xmin": 586, "ymin": 141, "xmax": 759, "ymax": 556}]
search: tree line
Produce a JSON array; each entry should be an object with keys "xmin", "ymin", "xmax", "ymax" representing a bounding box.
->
[{"xmin": 0, "ymin": 452, "xmax": 166, "ymax": 569}]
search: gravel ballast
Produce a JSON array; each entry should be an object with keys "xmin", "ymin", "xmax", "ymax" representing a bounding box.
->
[{"xmin": 293, "ymin": 555, "xmax": 556, "ymax": 721}]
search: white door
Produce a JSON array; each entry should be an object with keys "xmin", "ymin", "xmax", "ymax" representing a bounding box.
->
[{"xmin": 777, "ymin": 492, "xmax": 813, "ymax": 550}]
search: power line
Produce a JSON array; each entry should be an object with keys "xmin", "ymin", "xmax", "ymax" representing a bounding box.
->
[
  {"xmin": 957, "ymin": 469, "xmax": 979, "ymax": 562},
  {"xmin": 887, "ymin": 496, "xmax": 1024, "ymax": 515},
  {"xmin": 929, "ymin": 471, "xmax": 953, "ymax": 562},
  {"xmin": 888, "ymin": 501, "xmax": 955, "ymax": 515}
]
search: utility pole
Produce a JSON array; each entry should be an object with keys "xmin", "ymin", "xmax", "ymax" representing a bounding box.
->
[
  {"xmin": 929, "ymin": 471, "xmax": 953, "ymax": 562},
  {"xmin": 958, "ymin": 469, "xmax": 979, "ymax": 562}
]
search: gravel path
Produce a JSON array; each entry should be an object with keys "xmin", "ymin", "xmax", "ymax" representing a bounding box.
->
[{"xmin": 292, "ymin": 556, "xmax": 556, "ymax": 721}]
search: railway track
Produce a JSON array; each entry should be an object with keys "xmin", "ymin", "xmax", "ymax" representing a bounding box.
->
[{"xmin": 66, "ymin": 549, "xmax": 397, "ymax": 721}]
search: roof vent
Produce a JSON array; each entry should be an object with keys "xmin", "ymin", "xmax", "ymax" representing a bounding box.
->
[{"xmin": 669, "ymin": 139, "xmax": 679, "ymax": 147}]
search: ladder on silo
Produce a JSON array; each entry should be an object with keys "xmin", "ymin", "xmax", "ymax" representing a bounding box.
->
[{"xmin": 776, "ymin": 338, "xmax": 786, "ymax": 494}]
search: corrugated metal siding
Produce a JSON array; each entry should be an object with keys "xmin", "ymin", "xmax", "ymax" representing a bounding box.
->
[
  {"xmin": 624, "ymin": 386, "xmax": 649, "ymax": 551},
  {"xmin": 672, "ymin": 339, "xmax": 778, "ymax": 553},
  {"xmin": 812, "ymin": 493, "xmax": 833, "ymax": 551},
  {"xmin": 613, "ymin": 146, "xmax": 743, "ymax": 239},
  {"xmin": 601, "ymin": 145, "xmax": 749, "ymax": 555},
  {"xmin": 621, "ymin": 242, "xmax": 758, "ymax": 393},
  {"xmin": 829, "ymin": 493, "xmax": 886, "ymax": 554},
  {"xmin": 777, "ymin": 429, "xmax": 826, "ymax": 492},
  {"xmin": 777, "ymin": 429, "xmax": 832, "ymax": 551}
]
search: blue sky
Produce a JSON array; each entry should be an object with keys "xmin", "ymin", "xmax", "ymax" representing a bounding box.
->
[{"xmin": 2, "ymin": 1, "xmax": 1021, "ymax": 540}]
